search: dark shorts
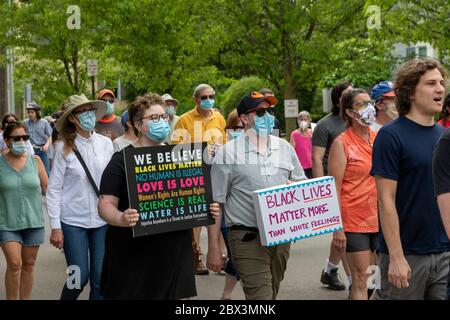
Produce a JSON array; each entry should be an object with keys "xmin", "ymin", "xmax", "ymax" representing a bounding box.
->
[
  {"xmin": 0, "ymin": 227, "xmax": 45, "ymax": 247},
  {"xmin": 345, "ymin": 232, "xmax": 378, "ymax": 253},
  {"xmin": 304, "ymin": 168, "xmax": 313, "ymax": 179}
]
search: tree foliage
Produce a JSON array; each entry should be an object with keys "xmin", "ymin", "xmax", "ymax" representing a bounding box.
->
[{"xmin": 1, "ymin": 0, "xmax": 448, "ymax": 118}]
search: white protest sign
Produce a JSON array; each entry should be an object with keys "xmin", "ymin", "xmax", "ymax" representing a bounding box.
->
[
  {"xmin": 284, "ymin": 99, "xmax": 299, "ymax": 118},
  {"xmin": 87, "ymin": 59, "xmax": 98, "ymax": 77},
  {"xmin": 252, "ymin": 176, "xmax": 343, "ymax": 246}
]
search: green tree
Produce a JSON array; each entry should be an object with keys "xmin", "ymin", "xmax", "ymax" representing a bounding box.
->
[
  {"xmin": 369, "ymin": 0, "xmax": 450, "ymax": 67},
  {"xmin": 221, "ymin": 76, "xmax": 271, "ymax": 117}
]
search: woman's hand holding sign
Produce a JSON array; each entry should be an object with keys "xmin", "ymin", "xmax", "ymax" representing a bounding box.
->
[
  {"xmin": 121, "ymin": 208, "xmax": 140, "ymax": 227},
  {"xmin": 209, "ymin": 202, "xmax": 221, "ymax": 221}
]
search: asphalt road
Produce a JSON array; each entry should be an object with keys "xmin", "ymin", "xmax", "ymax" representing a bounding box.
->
[{"xmin": 0, "ymin": 211, "xmax": 349, "ymax": 300}]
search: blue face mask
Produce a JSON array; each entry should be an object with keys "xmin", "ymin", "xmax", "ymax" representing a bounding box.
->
[
  {"xmin": 165, "ymin": 106, "xmax": 176, "ymax": 116},
  {"xmin": 146, "ymin": 119, "xmax": 171, "ymax": 142},
  {"xmin": 11, "ymin": 141, "xmax": 27, "ymax": 155},
  {"xmin": 232, "ymin": 130, "xmax": 244, "ymax": 140},
  {"xmin": 253, "ymin": 113, "xmax": 275, "ymax": 137},
  {"xmin": 78, "ymin": 111, "xmax": 97, "ymax": 132},
  {"xmin": 200, "ymin": 99, "xmax": 215, "ymax": 110},
  {"xmin": 106, "ymin": 102, "xmax": 115, "ymax": 115}
]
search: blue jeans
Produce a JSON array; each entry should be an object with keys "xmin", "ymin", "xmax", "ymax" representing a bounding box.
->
[
  {"xmin": 34, "ymin": 148, "xmax": 50, "ymax": 177},
  {"xmin": 60, "ymin": 222, "xmax": 107, "ymax": 300}
]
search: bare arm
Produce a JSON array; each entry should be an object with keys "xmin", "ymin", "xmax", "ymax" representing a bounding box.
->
[
  {"xmin": 312, "ymin": 146, "xmax": 326, "ymax": 178},
  {"xmin": 43, "ymin": 136, "xmax": 52, "ymax": 152},
  {"xmin": 437, "ymin": 193, "xmax": 450, "ymax": 239},
  {"xmin": 207, "ymin": 202, "xmax": 223, "ymax": 272},
  {"xmin": 98, "ymin": 195, "xmax": 139, "ymax": 228},
  {"xmin": 375, "ymin": 176, "xmax": 411, "ymax": 288},
  {"xmin": 289, "ymin": 132, "xmax": 296, "ymax": 149},
  {"xmin": 34, "ymin": 155, "xmax": 48, "ymax": 194},
  {"xmin": 328, "ymin": 139, "xmax": 347, "ymax": 250}
]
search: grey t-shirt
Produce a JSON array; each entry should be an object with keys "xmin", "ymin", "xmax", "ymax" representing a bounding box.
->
[
  {"xmin": 311, "ymin": 113, "xmax": 345, "ymax": 175},
  {"xmin": 95, "ymin": 116, "xmax": 125, "ymax": 141},
  {"xmin": 23, "ymin": 119, "xmax": 52, "ymax": 146},
  {"xmin": 212, "ymin": 134, "xmax": 306, "ymax": 228}
]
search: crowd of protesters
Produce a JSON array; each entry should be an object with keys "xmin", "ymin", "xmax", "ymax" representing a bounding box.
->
[{"xmin": 0, "ymin": 58, "xmax": 449, "ymax": 301}]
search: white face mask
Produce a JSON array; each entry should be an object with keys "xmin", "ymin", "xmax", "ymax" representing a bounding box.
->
[
  {"xmin": 348, "ymin": 103, "xmax": 376, "ymax": 126},
  {"xmin": 298, "ymin": 120, "xmax": 309, "ymax": 129}
]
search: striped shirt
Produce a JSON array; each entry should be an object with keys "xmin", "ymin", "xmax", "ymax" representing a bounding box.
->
[{"xmin": 23, "ymin": 119, "xmax": 52, "ymax": 146}]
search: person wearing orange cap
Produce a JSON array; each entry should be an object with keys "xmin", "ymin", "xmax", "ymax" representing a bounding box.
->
[{"xmin": 94, "ymin": 89, "xmax": 125, "ymax": 141}]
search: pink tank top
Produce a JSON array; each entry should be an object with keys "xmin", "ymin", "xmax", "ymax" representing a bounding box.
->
[{"xmin": 291, "ymin": 130, "xmax": 312, "ymax": 169}]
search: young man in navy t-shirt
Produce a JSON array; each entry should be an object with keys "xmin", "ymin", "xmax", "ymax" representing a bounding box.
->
[{"xmin": 371, "ymin": 58, "xmax": 450, "ymax": 300}]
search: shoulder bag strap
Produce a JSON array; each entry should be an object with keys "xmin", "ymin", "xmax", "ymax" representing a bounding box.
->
[{"xmin": 73, "ymin": 148, "xmax": 101, "ymax": 198}]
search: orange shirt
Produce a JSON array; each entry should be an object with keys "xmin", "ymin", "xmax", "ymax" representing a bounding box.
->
[{"xmin": 336, "ymin": 127, "xmax": 378, "ymax": 233}]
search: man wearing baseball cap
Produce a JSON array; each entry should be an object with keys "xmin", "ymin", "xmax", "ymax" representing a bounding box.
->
[
  {"xmin": 207, "ymin": 92, "xmax": 306, "ymax": 300},
  {"xmin": 24, "ymin": 102, "xmax": 53, "ymax": 176},
  {"xmin": 94, "ymin": 89, "xmax": 124, "ymax": 141},
  {"xmin": 370, "ymin": 81, "xmax": 397, "ymax": 131}
]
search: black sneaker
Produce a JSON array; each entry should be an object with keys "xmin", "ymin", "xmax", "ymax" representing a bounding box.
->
[{"xmin": 320, "ymin": 269, "xmax": 346, "ymax": 290}]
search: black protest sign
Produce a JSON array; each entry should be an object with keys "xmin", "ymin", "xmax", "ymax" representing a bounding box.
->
[{"xmin": 124, "ymin": 142, "xmax": 214, "ymax": 237}]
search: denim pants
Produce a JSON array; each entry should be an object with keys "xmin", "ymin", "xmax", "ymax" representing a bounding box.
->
[
  {"xmin": 34, "ymin": 148, "xmax": 50, "ymax": 177},
  {"xmin": 60, "ymin": 222, "xmax": 107, "ymax": 300}
]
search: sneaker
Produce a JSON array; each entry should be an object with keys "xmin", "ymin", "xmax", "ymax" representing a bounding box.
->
[
  {"xmin": 195, "ymin": 260, "xmax": 209, "ymax": 275},
  {"xmin": 320, "ymin": 269, "xmax": 346, "ymax": 290}
]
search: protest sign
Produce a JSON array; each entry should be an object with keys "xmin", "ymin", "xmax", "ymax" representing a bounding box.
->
[
  {"xmin": 124, "ymin": 142, "xmax": 214, "ymax": 237},
  {"xmin": 253, "ymin": 176, "xmax": 343, "ymax": 246}
]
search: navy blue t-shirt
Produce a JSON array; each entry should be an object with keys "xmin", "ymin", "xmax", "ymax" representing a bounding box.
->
[{"xmin": 371, "ymin": 116, "xmax": 450, "ymax": 255}]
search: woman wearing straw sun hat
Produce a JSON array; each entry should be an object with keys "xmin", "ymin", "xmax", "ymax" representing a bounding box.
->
[{"xmin": 46, "ymin": 94, "xmax": 114, "ymax": 300}]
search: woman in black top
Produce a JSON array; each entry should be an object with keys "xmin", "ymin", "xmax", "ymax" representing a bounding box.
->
[{"xmin": 98, "ymin": 93, "xmax": 220, "ymax": 299}]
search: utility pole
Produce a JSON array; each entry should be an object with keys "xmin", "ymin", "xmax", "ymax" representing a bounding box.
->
[
  {"xmin": 6, "ymin": 0, "xmax": 15, "ymax": 114},
  {"xmin": 87, "ymin": 59, "xmax": 98, "ymax": 99}
]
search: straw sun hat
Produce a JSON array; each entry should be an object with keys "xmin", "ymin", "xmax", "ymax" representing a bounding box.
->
[{"xmin": 56, "ymin": 94, "xmax": 107, "ymax": 132}]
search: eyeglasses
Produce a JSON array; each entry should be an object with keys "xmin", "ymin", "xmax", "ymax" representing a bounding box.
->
[
  {"xmin": 142, "ymin": 114, "xmax": 170, "ymax": 122},
  {"xmin": 102, "ymin": 99, "xmax": 115, "ymax": 104},
  {"xmin": 10, "ymin": 135, "xmax": 30, "ymax": 142},
  {"xmin": 253, "ymin": 107, "xmax": 276, "ymax": 117},
  {"xmin": 199, "ymin": 95, "xmax": 215, "ymax": 101},
  {"xmin": 72, "ymin": 108, "xmax": 97, "ymax": 116},
  {"xmin": 353, "ymin": 100, "xmax": 375, "ymax": 109}
]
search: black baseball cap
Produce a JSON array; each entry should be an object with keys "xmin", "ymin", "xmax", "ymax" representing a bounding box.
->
[{"xmin": 237, "ymin": 92, "xmax": 278, "ymax": 116}]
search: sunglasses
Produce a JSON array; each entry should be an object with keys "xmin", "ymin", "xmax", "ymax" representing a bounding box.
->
[
  {"xmin": 253, "ymin": 107, "xmax": 275, "ymax": 117},
  {"xmin": 102, "ymin": 99, "xmax": 115, "ymax": 104},
  {"xmin": 199, "ymin": 95, "xmax": 215, "ymax": 101},
  {"xmin": 233, "ymin": 125, "xmax": 245, "ymax": 130},
  {"xmin": 353, "ymin": 100, "xmax": 375, "ymax": 109},
  {"xmin": 10, "ymin": 135, "xmax": 30, "ymax": 142}
]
